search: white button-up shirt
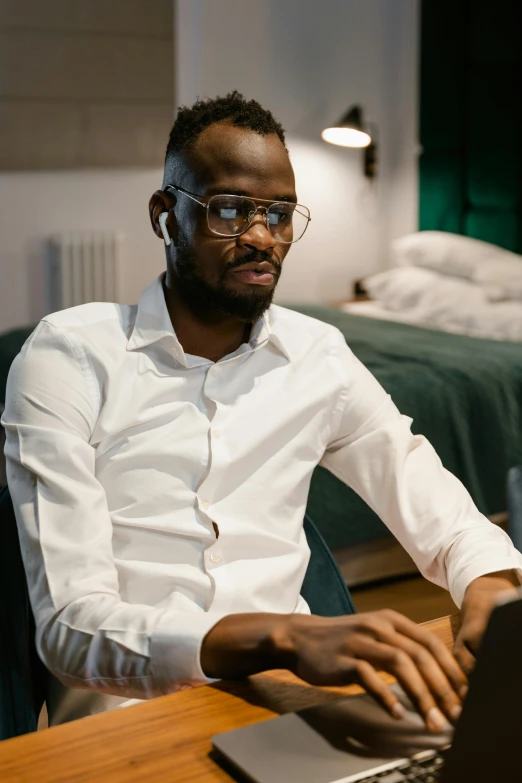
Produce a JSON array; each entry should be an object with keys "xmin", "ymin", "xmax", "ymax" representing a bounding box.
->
[{"xmin": 3, "ymin": 274, "xmax": 522, "ymax": 724}]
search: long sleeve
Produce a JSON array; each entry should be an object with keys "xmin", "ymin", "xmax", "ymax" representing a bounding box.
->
[
  {"xmin": 2, "ymin": 321, "xmax": 223, "ymax": 699},
  {"xmin": 321, "ymin": 330, "xmax": 522, "ymax": 607}
]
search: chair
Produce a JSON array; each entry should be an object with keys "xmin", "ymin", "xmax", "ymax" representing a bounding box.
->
[
  {"xmin": 301, "ymin": 513, "xmax": 356, "ymax": 616},
  {"xmin": 0, "ymin": 486, "xmax": 355, "ymax": 740},
  {"xmin": 0, "ymin": 484, "xmax": 48, "ymax": 741},
  {"xmin": 0, "ymin": 326, "xmax": 36, "ymax": 491},
  {"xmin": 507, "ymin": 465, "xmax": 522, "ymax": 552}
]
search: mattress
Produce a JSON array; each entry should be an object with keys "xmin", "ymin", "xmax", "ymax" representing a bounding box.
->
[
  {"xmin": 341, "ymin": 300, "xmax": 424, "ymax": 325},
  {"xmin": 342, "ymin": 297, "xmax": 522, "ymax": 342}
]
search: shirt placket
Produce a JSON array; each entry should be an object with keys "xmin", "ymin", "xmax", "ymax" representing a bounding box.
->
[{"xmin": 196, "ymin": 351, "xmax": 251, "ymax": 614}]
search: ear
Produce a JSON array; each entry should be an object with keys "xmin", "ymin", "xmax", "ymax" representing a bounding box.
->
[{"xmin": 149, "ymin": 189, "xmax": 178, "ymax": 244}]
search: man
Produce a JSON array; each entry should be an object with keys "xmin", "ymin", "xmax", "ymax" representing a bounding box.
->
[{"xmin": 3, "ymin": 92, "xmax": 522, "ymax": 730}]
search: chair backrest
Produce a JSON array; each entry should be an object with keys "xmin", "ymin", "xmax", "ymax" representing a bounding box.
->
[
  {"xmin": 0, "ymin": 327, "xmax": 35, "ymax": 410},
  {"xmin": 301, "ymin": 513, "xmax": 356, "ymax": 617},
  {"xmin": 507, "ymin": 465, "xmax": 522, "ymax": 553},
  {"xmin": 0, "ymin": 485, "xmax": 48, "ymax": 741}
]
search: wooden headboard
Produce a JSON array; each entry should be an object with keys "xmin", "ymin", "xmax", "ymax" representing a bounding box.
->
[{"xmin": 419, "ymin": 0, "xmax": 522, "ymax": 253}]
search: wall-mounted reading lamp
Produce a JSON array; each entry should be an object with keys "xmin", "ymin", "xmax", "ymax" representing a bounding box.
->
[{"xmin": 321, "ymin": 106, "xmax": 378, "ymax": 179}]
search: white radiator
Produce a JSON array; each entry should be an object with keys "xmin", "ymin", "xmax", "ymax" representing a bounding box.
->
[{"xmin": 47, "ymin": 233, "xmax": 124, "ymax": 312}]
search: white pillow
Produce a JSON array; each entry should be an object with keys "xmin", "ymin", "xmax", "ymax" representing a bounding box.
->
[
  {"xmin": 391, "ymin": 232, "xmax": 522, "ymax": 292},
  {"xmin": 362, "ymin": 267, "xmax": 488, "ymax": 323},
  {"xmin": 362, "ymin": 267, "xmax": 440, "ymax": 312},
  {"xmin": 473, "ymin": 258, "xmax": 522, "ymax": 301},
  {"xmin": 413, "ymin": 275, "xmax": 488, "ymax": 326},
  {"xmin": 362, "ymin": 266, "xmax": 522, "ymax": 340}
]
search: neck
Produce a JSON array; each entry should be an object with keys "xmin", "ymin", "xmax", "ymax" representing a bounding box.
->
[{"xmin": 163, "ymin": 274, "xmax": 251, "ymax": 362}]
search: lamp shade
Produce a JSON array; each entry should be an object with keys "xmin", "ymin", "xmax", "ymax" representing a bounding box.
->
[{"xmin": 321, "ymin": 106, "xmax": 371, "ymax": 148}]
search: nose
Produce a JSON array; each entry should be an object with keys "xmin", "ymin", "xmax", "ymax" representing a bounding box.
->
[{"xmin": 237, "ymin": 211, "xmax": 276, "ymax": 252}]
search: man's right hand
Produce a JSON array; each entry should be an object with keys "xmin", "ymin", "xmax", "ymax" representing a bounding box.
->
[{"xmin": 200, "ymin": 610, "xmax": 468, "ymax": 733}]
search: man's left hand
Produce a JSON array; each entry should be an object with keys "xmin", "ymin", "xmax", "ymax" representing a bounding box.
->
[{"xmin": 454, "ymin": 570, "xmax": 520, "ymax": 675}]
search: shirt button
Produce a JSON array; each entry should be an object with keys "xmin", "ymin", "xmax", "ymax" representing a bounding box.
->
[
  {"xmin": 212, "ymin": 429, "xmax": 221, "ymax": 439},
  {"xmin": 201, "ymin": 499, "xmax": 210, "ymax": 510},
  {"xmin": 209, "ymin": 553, "xmax": 220, "ymax": 563}
]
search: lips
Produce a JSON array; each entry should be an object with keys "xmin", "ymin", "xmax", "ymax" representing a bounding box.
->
[
  {"xmin": 230, "ymin": 269, "xmax": 275, "ymax": 285},
  {"xmin": 229, "ymin": 261, "xmax": 278, "ymax": 286}
]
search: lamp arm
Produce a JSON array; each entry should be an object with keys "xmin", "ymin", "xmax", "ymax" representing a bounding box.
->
[{"xmin": 367, "ymin": 120, "xmax": 379, "ymax": 144}]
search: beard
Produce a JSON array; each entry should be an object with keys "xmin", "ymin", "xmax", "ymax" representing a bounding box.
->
[{"xmin": 173, "ymin": 238, "xmax": 280, "ymax": 323}]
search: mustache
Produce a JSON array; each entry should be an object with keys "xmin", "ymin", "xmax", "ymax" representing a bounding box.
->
[{"xmin": 227, "ymin": 252, "xmax": 282, "ymax": 275}]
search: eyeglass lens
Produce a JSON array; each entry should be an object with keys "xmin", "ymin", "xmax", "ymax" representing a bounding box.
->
[{"xmin": 207, "ymin": 195, "xmax": 309, "ymax": 243}]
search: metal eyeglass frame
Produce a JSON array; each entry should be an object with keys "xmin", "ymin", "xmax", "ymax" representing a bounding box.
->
[{"xmin": 165, "ymin": 184, "xmax": 311, "ymax": 244}]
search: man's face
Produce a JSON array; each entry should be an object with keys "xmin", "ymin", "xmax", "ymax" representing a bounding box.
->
[{"xmin": 164, "ymin": 123, "xmax": 297, "ymax": 322}]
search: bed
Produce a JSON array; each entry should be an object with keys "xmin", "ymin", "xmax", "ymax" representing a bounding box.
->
[{"xmin": 288, "ymin": 231, "xmax": 522, "ymax": 585}]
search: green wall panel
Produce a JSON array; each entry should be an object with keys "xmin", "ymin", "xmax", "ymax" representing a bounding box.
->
[
  {"xmin": 419, "ymin": 154, "xmax": 464, "ymax": 234},
  {"xmin": 420, "ymin": 0, "xmax": 522, "ymax": 253},
  {"xmin": 465, "ymin": 211, "xmax": 518, "ymax": 250},
  {"xmin": 467, "ymin": 65, "xmax": 520, "ymax": 210},
  {"xmin": 470, "ymin": 1, "xmax": 522, "ymax": 63},
  {"xmin": 419, "ymin": 1, "xmax": 465, "ymax": 153}
]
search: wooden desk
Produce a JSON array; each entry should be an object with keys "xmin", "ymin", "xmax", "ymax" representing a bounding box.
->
[{"xmin": 0, "ymin": 615, "xmax": 460, "ymax": 783}]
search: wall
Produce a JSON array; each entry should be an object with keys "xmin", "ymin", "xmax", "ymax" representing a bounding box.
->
[
  {"xmin": 175, "ymin": 0, "xmax": 420, "ymax": 304},
  {"xmin": 0, "ymin": 0, "xmax": 174, "ymax": 333},
  {"xmin": 0, "ymin": 170, "xmax": 167, "ymax": 332},
  {"xmin": 0, "ymin": 0, "xmax": 173, "ymax": 169}
]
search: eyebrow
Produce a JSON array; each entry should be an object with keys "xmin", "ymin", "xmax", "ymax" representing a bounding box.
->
[{"xmin": 205, "ymin": 187, "xmax": 298, "ymax": 202}]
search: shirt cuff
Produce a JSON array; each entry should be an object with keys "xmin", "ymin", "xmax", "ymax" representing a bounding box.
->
[
  {"xmin": 449, "ymin": 554, "xmax": 522, "ymax": 608},
  {"xmin": 150, "ymin": 611, "xmax": 227, "ymax": 693}
]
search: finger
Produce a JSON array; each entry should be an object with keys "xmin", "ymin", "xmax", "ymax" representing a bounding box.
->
[
  {"xmin": 354, "ymin": 638, "xmax": 451, "ymax": 733},
  {"xmin": 456, "ymin": 615, "xmax": 487, "ymax": 657},
  {"xmin": 453, "ymin": 638, "xmax": 476, "ymax": 678},
  {"xmin": 352, "ymin": 659, "xmax": 407, "ymax": 720},
  {"xmin": 386, "ymin": 632, "xmax": 462, "ymax": 723},
  {"xmin": 381, "ymin": 610, "xmax": 468, "ymax": 696}
]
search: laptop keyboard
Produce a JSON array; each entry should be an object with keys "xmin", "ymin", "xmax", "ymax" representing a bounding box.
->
[{"xmin": 357, "ymin": 751, "xmax": 445, "ymax": 782}]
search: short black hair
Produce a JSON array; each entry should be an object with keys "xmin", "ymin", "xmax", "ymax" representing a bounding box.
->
[{"xmin": 164, "ymin": 90, "xmax": 287, "ymax": 181}]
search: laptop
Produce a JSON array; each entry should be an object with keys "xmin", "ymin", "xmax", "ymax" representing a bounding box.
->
[{"xmin": 212, "ymin": 590, "xmax": 522, "ymax": 783}]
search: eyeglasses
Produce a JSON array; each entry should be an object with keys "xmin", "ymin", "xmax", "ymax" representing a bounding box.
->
[{"xmin": 165, "ymin": 184, "xmax": 311, "ymax": 244}]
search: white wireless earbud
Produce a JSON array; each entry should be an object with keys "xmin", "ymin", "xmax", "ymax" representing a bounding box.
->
[{"xmin": 158, "ymin": 212, "xmax": 172, "ymax": 246}]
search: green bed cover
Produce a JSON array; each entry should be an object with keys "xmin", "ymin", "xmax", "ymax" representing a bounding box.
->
[{"xmin": 287, "ymin": 306, "xmax": 522, "ymax": 551}]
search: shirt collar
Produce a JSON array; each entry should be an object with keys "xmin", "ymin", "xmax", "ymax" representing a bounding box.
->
[
  {"xmin": 127, "ymin": 275, "xmax": 292, "ymax": 361},
  {"xmin": 254, "ymin": 312, "xmax": 291, "ymax": 360},
  {"xmin": 127, "ymin": 275, "xmax": 180, "ymax": 352}
]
